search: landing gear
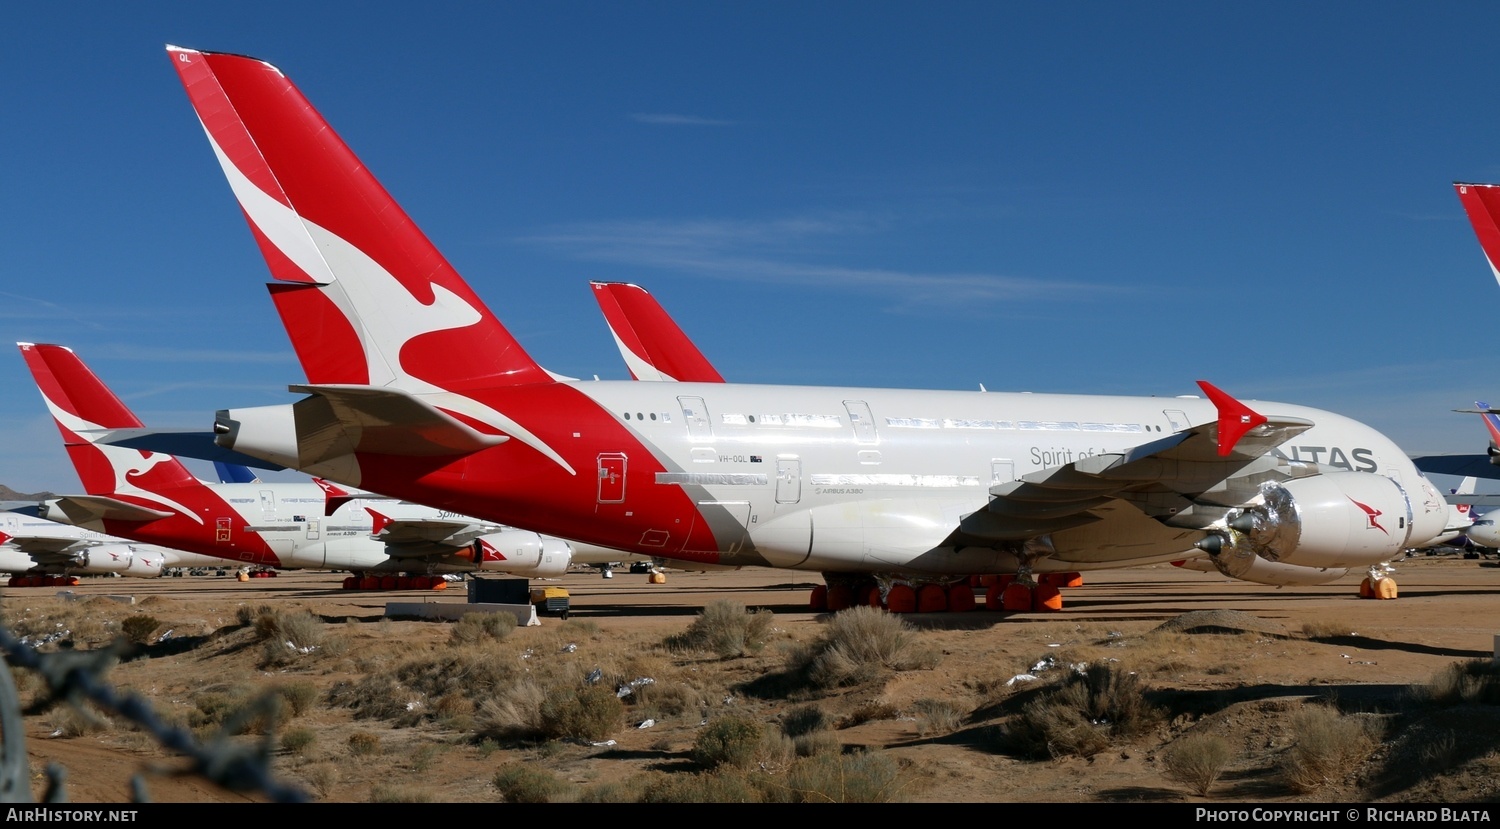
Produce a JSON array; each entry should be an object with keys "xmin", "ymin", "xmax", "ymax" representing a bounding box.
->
[
  {"xmin": 338, "ymin": 573, "xmax": 449, "ymax": 591},
  {"xmin": 810, "ymin": 574, "xmax": 987, "ymax": 614},
  {"xmin": 1358, "ymin": 562, "xmax": 1398, "ymax": 600},
  {"xmin": 5, "ymin": 575, "xmax": 79, "ymax": 588}
]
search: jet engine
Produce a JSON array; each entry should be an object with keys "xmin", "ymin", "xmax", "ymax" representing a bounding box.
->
[
  {"xmin": 471, "ymin": 531, "xmax": 571, "ymax": 577},
  {"xmin": 1172, "ymin": 555, "xmax": 1348, "ymax": 586},
  {"xmin": 75, "ymin": 545, "xmax": 165, "ymax": 578},
  {"xmin": 1209, "ymin": 473, "xmax": 1419, "ymax": 570}
]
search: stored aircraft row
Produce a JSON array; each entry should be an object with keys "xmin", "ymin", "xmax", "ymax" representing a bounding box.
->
[
  {"xmin": 89, "ymin": 44, "xmax": 1454, "ymax": 613},
  {"xmin": 13, "ymin": 45, "xmax": 1491, "ymax": 610}
]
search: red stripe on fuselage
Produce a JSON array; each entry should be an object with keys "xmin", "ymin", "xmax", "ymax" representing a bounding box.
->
[{"xmin": 351, "ymin": 383, "xmax": 725, "ymax": 563}]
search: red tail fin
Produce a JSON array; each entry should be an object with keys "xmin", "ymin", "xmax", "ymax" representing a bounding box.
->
[
  {"xmin": 18, "ymin": 343, "xmax": 200, "ymax": 497},
  {"xmin": 1456, "ymin": 183, "xmax": 1500, "ymax": 289},
  {"xmin": 168, "ymin": 46, "xmax": 551, "ymax": 391},
  {"xmin": 590, "ymin": 282, "xmax": 725, "ymax": 382}
]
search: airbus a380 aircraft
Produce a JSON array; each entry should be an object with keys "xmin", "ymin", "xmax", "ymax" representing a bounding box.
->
[
  {"xmin": 1, "ymin": 512, "xmax": 227, "ymax": 585},
  {"xmin": 160, "ymin": 46, "xmax": 1449, "ymax": 612},
  {"xmin": 591, "ymin": 279, "xmax": 1459, "ymax": 594},
  {"xmin": 18, "ymin": 342, "xmax": 645, "ymax": 588}
]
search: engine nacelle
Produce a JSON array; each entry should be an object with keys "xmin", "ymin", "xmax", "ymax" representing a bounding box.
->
[
  {"xmin": 1174, "ymin": 555, "xmax": 1348, "ymax": 586},
  {"xmin": 472, "ymin": 531, "xmax": 571, "ymax": 577},
  {"xmin": 76, "ymin": 545, "xmax": 165, "ymax": 578},
  {"xmin": 1222, "ymin": 473, "xmax": 1413, "ymax": 569}
]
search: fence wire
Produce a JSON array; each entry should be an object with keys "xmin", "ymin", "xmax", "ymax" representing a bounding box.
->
[{"xmin": 0, "ymin": 623, "xmax": 310, "ymax": 803}]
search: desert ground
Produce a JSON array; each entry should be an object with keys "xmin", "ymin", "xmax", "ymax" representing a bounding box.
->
[{"xmin": 3, "ymin": 552, "xmax": 1500, "ymax": 805}]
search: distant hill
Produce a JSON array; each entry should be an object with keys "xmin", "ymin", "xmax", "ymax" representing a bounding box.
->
[{"xmin": 0, "ymin": 484, "xmax": 53, "ymax": 501}]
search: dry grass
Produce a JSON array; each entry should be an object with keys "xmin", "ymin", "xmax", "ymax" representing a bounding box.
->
[
  {"xmin": 787, "ymin": 606, "xmax": 939, "ymax": 689},
  {"xmin": 1000, "ymin": 663, "xmax": 1163, "ymax": 758},
  {"xmin": 664, "ymin": 600, "xmax": 776, "ymax": 658},
  {"xmin": 1278, "ymin": 705, "xmax": 1383, "ymax": 793},
  {"xmin": 1416, "ymin": 658, "xmax": 1500, "ymax": 707},
  {"xmin": 1164, "ymin": 731, "xmax": 1234, "ymax": 796}
]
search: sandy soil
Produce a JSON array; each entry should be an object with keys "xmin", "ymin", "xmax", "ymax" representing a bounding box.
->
[{"xmin": 5, "ymin": 552, "xmax": 1500, "ymax": 805}]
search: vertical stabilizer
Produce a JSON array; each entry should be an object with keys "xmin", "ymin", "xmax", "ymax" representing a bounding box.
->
[
  {"xmin": 1455, "ymin": 183, "xmax": 1500, "ymax": 290},
  {"xmin": 18, "ymin": 343, "xmax": 201, "ymax": 500},
  {"xmin": 167, "ymin": 45, "xmax": 552, "ymax": 392},
  {"xmin": 589, "ymin": 282, "xmax": 725, "ymax": 382}
]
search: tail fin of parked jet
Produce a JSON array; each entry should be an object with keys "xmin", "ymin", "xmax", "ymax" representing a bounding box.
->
[
  {"xmin": 589, "ymin": 281, "xmax": 725, "ymax": 382},
  {"xmin": 1455, "ymin": 183, "xmax": 1500, "ymax": 289},
  {"xmin": 167, "ymin": 45, "xmax": 552, "ymax": 392},
  {"xmin": 18, "ymin": 343, "xmax": 203, "ymax": 503}
]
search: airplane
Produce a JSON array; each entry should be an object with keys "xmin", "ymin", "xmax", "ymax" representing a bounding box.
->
[
  {"xmin": 18, "ymin": 342, "xmax": 649, "ymax": 589},
  {"xmin": 591, "ymin": 279, "xmax": 1470, "ymax": 591},
  {"xmin": 152, "ymin": 45, "xmax": 1449, "ymax": 614},
  {"xmin": 1, "ymin": 511, "xmax": 229, "ymax": 586}
]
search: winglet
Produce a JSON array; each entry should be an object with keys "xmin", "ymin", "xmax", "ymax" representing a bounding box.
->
[
  {"xmin": 1455, "ymin": 183, "xmax": 1500, "ymax": 289},
  {"xmin": 366, "ymin": 508, "xmax": 393, "ymax": 537},
  {"xmin": 314, "ymin": 478, "xmax": 357, "ymax": 517},
  {"xmin": 1196, "ymin": 380, "xmax": 1267, "ymax": 457},
  {"xmin": 0, "ymin": 531, "xmax": 10, "ymax": 545}
]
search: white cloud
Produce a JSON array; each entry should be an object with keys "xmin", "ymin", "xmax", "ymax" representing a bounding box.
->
[
  {"xmin": 520, "ymin": 214, "xmax": 1123, "ymax": 306},
  {"xmin": 629, "ymin": 113, "xmax": 736, "ymax": 126}
]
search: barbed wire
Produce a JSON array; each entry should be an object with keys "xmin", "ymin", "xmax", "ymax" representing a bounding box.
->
[{"xmin": 0, "ymin": 623, "xmax": 311, "ymax": 803}]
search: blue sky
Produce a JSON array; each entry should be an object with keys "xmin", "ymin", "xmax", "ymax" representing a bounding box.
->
[{"xmin": 5, "ymin": 2, "xmax": 1500, "ymax": 494}]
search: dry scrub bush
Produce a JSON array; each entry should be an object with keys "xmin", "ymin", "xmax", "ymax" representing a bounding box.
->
[
  {"xmin": 272, "ymin": 681, "xmax": 318, "ymax": 717},
  {"xmin": 248, "ymin": 607, "xmax": 346, "ymax": 668},
  {"xmin": 1279, "ymin": 705, "xmax": 1383, "ymax": 793},
  {"xmin": 448, "ymin": 611, "xmax": 516, "ymax": 646},
  {"xmin": 493, "ymin": 763, "xmax": 569, "ymax": 803},
  {"xmin": 347, "ymin": 731, "xmax": 382, "ymax": 756},
  {"xmin": 788, "ymin": 606, "xmax": 938, "ymax": 689},
  {"xmin": 693, "ymin": 715, "xmax": 778, "ymax": 770},
  {"xmin": 664, "ymin": 600, "xmax": 775, "ymax": 658},
  {"xmin": 369, "ymin": 783, "xmax": 431, "ymax": 803},
  {"xmin": 1416, "ymin": 658, "xmax": 1500, "ymax": 707},
  {"xmin": 475, "ymin": 676, "xmax": 549, "ymax": 741},
  {"xmin": 1001, "ymin": 663, "xmax": 1163, "ymax": 759},
  {"xmin": 280, "ymin": 727, "xmax": 316, "ymax": 756},
  {"xmin": 300, "ymin": 763, "xmax": 340, "ymax": 799},
  {"xmin": 781, "ymin": 704, "xmax": 829, "ymax": 737},
  {"xmin": 911, "ymin": 698, "xmax": 965, "ymax": 737},
  {"xmin": 1164, "ymin": 732, "xmax": 1234, "ymax": 796},
  {"xmin": 120, "ymin": 615, "xmax": 159, "ymax": 644},
  {"xmin": 779, "ymin": 749, "xmax": 907, "ymax": 803},
  {"xmin": 537, "ymin": 684, "xmax": 625, "ymax": 741},
  {"xmin": 46, "ymin": 702, "xmax": 114, "ymax": 737}
]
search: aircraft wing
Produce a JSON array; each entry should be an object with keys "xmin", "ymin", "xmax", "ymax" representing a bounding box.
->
[
  {"xmin": 367, "ymin": 509, "xmax": 494, "ymax": 556},
  {"xmin": 0, "ymin": 532, "xmax": 89, "ymax": 557},
  {"xmin": 953, "ymin": 382, "xmax": 1316, "ymax": 549}
]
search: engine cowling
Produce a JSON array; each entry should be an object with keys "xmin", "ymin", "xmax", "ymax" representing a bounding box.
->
[
  {"xmin": 472, "ymin": 531, "xmax": 572, "ymax": 577},
  {"xmin": 1222, "ymin": 473, "xmax": 1414, "ymax": 569},
  {"xmin": 76, "ymin": 545, "xmax": 166, "ymax": 578},
  {"xmin": 1174, "ymin": 554, "xmax": 1348, "ymax": 586}
]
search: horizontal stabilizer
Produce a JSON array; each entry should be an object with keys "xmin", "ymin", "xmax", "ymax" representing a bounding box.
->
[
  {"xmin": 287, "ymin": 384, "xmax": 511, "ymax": 458},
  {"xmin": 43, "ymin": 495, "xmax": 174, "ymax": 524},
  {"xmin": 85, "ymin": 428, "xmax": 289, "ymax": 470},
  {"xmin": 1412, "ymin": 454, "xmax": 1500, "ymax": 481}
]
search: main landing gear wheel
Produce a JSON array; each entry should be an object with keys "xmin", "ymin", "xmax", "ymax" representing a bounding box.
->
[{"xmin": 1358, "ymin": 563, "xmax": 1398, "ymax": 600}]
